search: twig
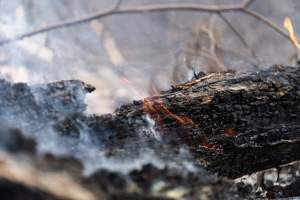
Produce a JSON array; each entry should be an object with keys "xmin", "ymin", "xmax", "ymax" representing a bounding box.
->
[
  {"xmin": 0, "ymin": 0, "xmax": 122, "ymax": 46},
  {"xmin": 242, "ymin": 0, "xmax": 256, "ymax": 8},
  {"xmin": 0, "ymin": 0, "xmax": 291, "ymax": 47},
  {"xmin": 0, "ymin": 0, "xmax": 296, "ymax": 64},
  {"xmin": 241, "ymin": 8, "xmax": 289, "ymax": 40},
  {"xmin": 0, "ymin": 1, "xmax": 249, "ymax": 46},
  {"xmin": 218, "ymin": 12, "xmax": 260, "ymax": 69},
  {"xmin": 241, "ymin": 8, "xmax": 299, "ymax": 64}
]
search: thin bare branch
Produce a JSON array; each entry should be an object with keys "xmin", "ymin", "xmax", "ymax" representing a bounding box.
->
[
  {"xmin": 0, "ymin": 1, "xmax": 292, "ymax": 48},
  {"xmin": 242, "ymin": 8, "xmax": 289, "ymax": 40},
  {"xmin": 218, "ymin": 12, "xmax": 260, "ymax": 69},
  {"xmin": 242, "ymin": 0, "xmax": 256, "ymax": 8},
  {"xmin": 0, "ymin": 1, "xmax": 122, "ymax": 46},
  {"xmin": 0, "ymin": 0, "xmax": 297, "ymax": 67},
  {"xmin": 242, "ymin": 8, "xmax": 299, "ymax": 64},
  {"xmin": 0, "ymin": 2, "xmax": 245, "ymax": 46}
]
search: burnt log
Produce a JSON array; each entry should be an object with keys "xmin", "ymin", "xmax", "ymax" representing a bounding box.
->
[
  {"xmin": 0, "ymin": 75, "xmax": 253, "ymax": 199},
  {"xmin": 0, "ymin": 65, "xmax": 299, "ymax": 199},
  {"xmin": 83, "ymin": 65, "xmax": 300, "ymax": 178},
  {"xmin": 0, "ymin": 65, "xmax": 299, "ymax": 179}
]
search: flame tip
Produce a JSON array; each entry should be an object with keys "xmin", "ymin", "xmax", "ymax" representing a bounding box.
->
[{"xmin": 283, "ymin": 16, "xmax": 300, "ymax": 50}]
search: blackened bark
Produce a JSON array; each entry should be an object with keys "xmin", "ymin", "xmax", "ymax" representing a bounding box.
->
[
  {"xmin": 2, "ymin": 65, "xmax": 298, "ymax": 179},
  {"xmin": 86, "ymin": 65, "xmax": 300, "ymax": 178},
  {"xmin": 0, "ymin": 65, "xmax": 299, "ymax": 199}
]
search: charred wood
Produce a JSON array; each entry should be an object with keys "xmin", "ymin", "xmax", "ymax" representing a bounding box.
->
[
  {"xmin": 0, "ymin": 65, "xmax": 299, "ymax": 199},
  {"xmin": 89, "ymin": 65, "xmax": 300, "ymax": 178}
]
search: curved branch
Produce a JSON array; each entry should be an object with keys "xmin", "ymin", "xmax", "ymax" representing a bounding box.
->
[
  {"xmin": 218, "ymin": 12, "xmax": 260, "ymax": 69},
  {"xmin": 242, "ymin": 0, "xmax": 256, "ymax": 8},
  {"xmin": 242, "ymin": 8, "xmax": 289, "ymax": 40},
  {"xmin": 0, "ymin": 1, "xmax": 121, "ymax": 46},
  {"xmin": 241, "ymin": 8, "xmax": 298, "ymax": 63},
  {"xmin": 0, "ymin": 2, "xmax": 245, "ymax": 46},
  {"xmin": 0, "ymin": 0, "xmax": 295, "ymax": 65}
]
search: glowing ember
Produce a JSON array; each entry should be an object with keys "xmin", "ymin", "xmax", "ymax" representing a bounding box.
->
[
  {"xmin": 201, "ymin": 143, "xmax": 217, "ymax": 150},
  {"xmin": 224, "ymin": 128, "xmax": 237, "ymax": 136},
  {"xmin": 143, "ymin": 83, "xmax": 193, "ymax": 125},
  {"xmin": 143, "ymin": 98, "xmax": 193, "ymax": 125},
  {"xmin": 120, "ymin": 77, "xmax": 193, "ymax": 125},
  {"xmin": 158, "ymin": 103, "xmax": 193, "ymax": 125},
  {"xmin": 283, "ymin": 17, "xmax": 300, "ymax": 50},
  {"xmin": 143, "ymin": 98, "xmax": 157, "ymax": 115}
]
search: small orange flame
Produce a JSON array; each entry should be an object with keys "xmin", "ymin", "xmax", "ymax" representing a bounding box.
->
[{"xmin": 284, "ymin": 17, "xmax": 300, "ymax": 50}]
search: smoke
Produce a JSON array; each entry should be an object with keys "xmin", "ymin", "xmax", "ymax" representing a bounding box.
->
[
  {"xmin": 1, "ymin": 0, "xmax": 299, "ymax": 112},
  {"xmin": 0, "ymin": 76, "xmax": 196, "ymax": 175}
]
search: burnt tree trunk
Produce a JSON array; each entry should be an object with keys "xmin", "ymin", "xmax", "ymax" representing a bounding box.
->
[{"xmin": 72, "ymin": 65, "xmax": 300, "ymax": 178}]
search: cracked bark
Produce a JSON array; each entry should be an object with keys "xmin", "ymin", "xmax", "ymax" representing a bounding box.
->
[
  {"xmin": 0, "ymin": 65, "xmax": 299, "ymax": 199},
  {"xmin": 80, "ymin": 65, "xmax": 300, "ymax": 178}
]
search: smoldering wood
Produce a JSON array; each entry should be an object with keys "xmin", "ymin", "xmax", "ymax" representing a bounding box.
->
[
  {"xmin": 75, "ymin": 64, "xmax": 299, "ymax": 178},
  {"xmin": 12, "ymin": 64, "xmax": 297, "ymax": 179},
  {"xmin": 0, "ymin": 65, "xmax": 299, "ymax": 199},
  {"xmin": 0, "ymin": 78, "xmax": 247, "ymax": 199}
]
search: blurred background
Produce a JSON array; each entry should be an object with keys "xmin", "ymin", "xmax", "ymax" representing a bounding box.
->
[{"xmin": 0, "ymin": 0, "xmax": 299, "ymax": 114}]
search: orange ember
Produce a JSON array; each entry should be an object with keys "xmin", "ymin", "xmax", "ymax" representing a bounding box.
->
[
  {"xmin": 143, "ymin": 97, "xmax": 193, "ymax": 125},
  {"xmin": 143, "ymin": 98, "xmax": 157, "ymax": 114},
  {"xmin": 224, "ymin": 128, "xmax": 237, "ymax": 136},
  {"xmin": 159, "ymin": 104, "xmax": 193, "ymax": 125},
  {"xmin": 284, "ymin": 17, "xmax": 300, "ymax": 50},
  {"xmin": 120, "ymin": 76, "xmax": 193, "ymax": 126},
  {"xmin": 201, "ymin": 143, "xmax": 217, "ymax": 150},
  {"xmin": 143, "ymin": 83, "xmax": 193, "ymax": 125}
]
